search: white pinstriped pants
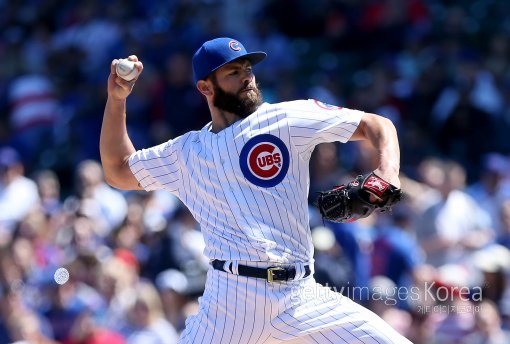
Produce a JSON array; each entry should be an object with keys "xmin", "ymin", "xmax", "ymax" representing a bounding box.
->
[{"xmin": 178, "ymin": 266, "xmax": 412, "ymax": 344}]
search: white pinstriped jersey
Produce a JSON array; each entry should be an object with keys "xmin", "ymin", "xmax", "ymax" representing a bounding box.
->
[{"xmin": 129, "ymin": 99, "xmax": 363, "ymax": 264}]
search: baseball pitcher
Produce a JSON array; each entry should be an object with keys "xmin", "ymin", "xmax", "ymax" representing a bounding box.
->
[{"xmin": 100, "ymin": 37, "xmax": 409, "ymax": 343}]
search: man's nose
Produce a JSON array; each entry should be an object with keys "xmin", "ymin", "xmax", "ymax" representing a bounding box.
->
[{"xmin": 241, "ymin": 69, "xmax": 254, "ymax": 83}]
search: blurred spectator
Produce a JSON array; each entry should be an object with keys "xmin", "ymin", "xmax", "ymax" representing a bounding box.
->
[
  {"xmin": 112, "ymin": 222, "xmax": 149, "ymax": 268},
  {"xmin": 309, "ymin": 142, "xmax": 345, "ymax": 198},
  {"xmin": 6, "ymin": 74, "xmax": 61, "ymax": 169},
  {"xmin": 122, "ymin": 281, "xmax": 179, "ymax": 344},
  {"xmin": 57, "ymin": 211, "xmax": 104, "ymax": 257},
  {"xmin": 416, "ymin": 158, "xmax": 493, "ymax": 266},
  {"xmin": 311, "ymin": 226, "xmax": 353, "ymax": 291},
  {"xmin": 110, "ymin": 197, "xmax": 151, "ymax": 268},
  {"xmin": 468, "ymin": 153, "xmax": 510, "ymax": 235},
  {"xmin": 151, "ymin": 51, "xmax": 209, "ymax": 139},
  {"xmin": 0, "ymin": 278, "xmax": 55, "ymax": 342},
  {"xmin": 478, "ymin": 241, "xmax": 510, "ymax": 322},
  {"xmin": 371, "ymin": 202, "xmax": 424, "ymax": 288},
  {"xmin": 430, "ymin": 264, "xmax": 477, "ymax": 344},
  {"xmin": 0, "ymin": 146, "xmax": 39, "ymax": 244},
  {"xmin": 155, "ymin": 269, "xmax": 192, "ymax": 331},
  {"xmin": 73, "ymin": 160, "xmax": 128, "ymax": 236},
  {"xmin": 497, "ymin": 200, "xmax": 510, "ymax": 249},
  {"xmin": 406, "ymin": 289, "xmax": 437, "ymax": 344},
  {"xmin": 368, "ymin": 276, "xmax": 413, "ymax": 337},
  {"xmin": 41, "ymin": 279, "xmax": 95, "ymax": 341},
  {"xmin": 399, "ymin": 172, "xmax": 442, "ymax": 214},
  {"xmin": 6, "ymin": 309, "xmax": 58, "ymax": 344},
  {"xmin": 145, "ymin": 206, "xmax": 207, "ymax": 291},
  {"xmin": 94, "ymin": 253, "xmax": 140, "ymax": 332},
  {"xmin": 464, "ymin": 300, "xmax": 510, "ymax": 344},
  {"xmin": 63, "ymin": 309, "xmax": 126, "ymax": 344},
  {"xmin": 328, "ymin": 217, "xmax": 376, "ymax": 303},
  {"xmin": 51, "ymin": 2, "xmax": 122, "ymax": 74},
  {"xmin": 433, "ymin": 58, "xmax": 502, "ymax": 180},
  {"xmin": 34, "ymin": 169, "xmax": 63, "ymax": 216},
  {"xmin": 238, "ymin": 16, "xmax": 297, "ymax": 86},
  {"xmin": 471, "ymin": 245, "xmax": 510, "ymax": 306}
]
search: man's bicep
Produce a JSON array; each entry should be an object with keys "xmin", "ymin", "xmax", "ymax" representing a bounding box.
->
[
  {"xmin": 349, "ymin": 123, "xmax": 365, "ymax": 141},
  {"xmin": 348, "ymin": 113, "xmax": 372, "ymax": 141},
  {"xmin": 120, "ymin": 162, "xmax": 144, "ymax": 190},
  {"xmin": 103, "ymin": 159, "xmax": 143, "ymax": 190}
]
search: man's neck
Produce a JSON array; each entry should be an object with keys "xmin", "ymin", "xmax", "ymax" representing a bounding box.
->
[{"xmin": 209, "ymin": 107, "xmax": 242, "ymax": 133}]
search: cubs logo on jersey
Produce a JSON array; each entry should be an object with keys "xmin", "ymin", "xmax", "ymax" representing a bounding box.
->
[{"xmin": 239, "ymin": 134, "xmax": 290, "ymax": 187}]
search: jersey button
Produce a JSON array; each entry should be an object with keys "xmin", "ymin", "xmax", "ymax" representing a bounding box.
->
[{"xmin": 220, "ymin": 159, "xmax": 225, "ymax": 165}]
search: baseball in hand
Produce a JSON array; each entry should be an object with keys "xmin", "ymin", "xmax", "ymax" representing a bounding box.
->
[{"xmin": 116, "ymin": 58, "xmax": 139, "ymax": 81}]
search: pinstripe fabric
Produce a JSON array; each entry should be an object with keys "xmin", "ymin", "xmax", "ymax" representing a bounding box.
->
[
  {"xmin": 178, "ymin": 269, "xmax": 412, "ymax": 343},
  {"xmin": 128, "ymin": 100, "xmax": 363, "ymax": 264},
  {"xmin": 129, "ymin": 99, "xmax": 411, "ymax": 343}
]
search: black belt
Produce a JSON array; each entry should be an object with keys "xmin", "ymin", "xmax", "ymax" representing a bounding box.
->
[{"xmin": 211, "ymin": 259, "xmax": 311, "ymax": 283}]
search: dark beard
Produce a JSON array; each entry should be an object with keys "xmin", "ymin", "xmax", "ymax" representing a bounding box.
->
[{"xmin": 211, "ymin": 78, "xmax": 263, "ymax": 118}]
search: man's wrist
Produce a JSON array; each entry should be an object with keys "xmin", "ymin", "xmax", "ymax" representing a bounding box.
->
[
  {"xmin": 108, "ymin": 95, "xmax": 127, "ymax": 103},
  {"xmin": 373, "ymin": 167, "xmax": 400, "ymax": 187}
]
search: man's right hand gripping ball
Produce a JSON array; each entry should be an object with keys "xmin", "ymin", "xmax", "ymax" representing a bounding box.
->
[{"xmin": 317, "ymin": 172, "xmax": 402, "ymax": 223}]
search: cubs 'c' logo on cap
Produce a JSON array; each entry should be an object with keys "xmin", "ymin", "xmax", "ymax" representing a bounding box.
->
[
  {"xmin": 239, "ymin": 134, "xmax": 290, "ymax": 188},
  {"xmin": 314, "ymin": 99, "xmax": 343, "ymax": 110},
  {"xmin": 229, "ymin": 40, "xmax": 241, "ymax": 51}
]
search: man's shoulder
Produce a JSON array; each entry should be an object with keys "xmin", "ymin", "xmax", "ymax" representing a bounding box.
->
[
  {"xmin": 169, "ymin": 129, "xmax": 203, "ymax": 145},
  {"xmin": 263, "ymin": 99, "xmax": 345, "ymax": 113},
  {"xmin": 253, "ymin": 100, "xmax": 310, "ymax": 117},
  {"xmin": 264, "ymin": 99, "xmax": 309, "ymax": 109}
]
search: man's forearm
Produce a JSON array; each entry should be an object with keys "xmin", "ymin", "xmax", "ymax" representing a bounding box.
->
[
  {"xmin": 370, "ymin": 117, "xmax": 400, "ymax": 175},
  {"xmin": 357, "ymin": 114, "xmax": 401, "ymax": 187},
  {"xmin": 100, "ymin": 97, "xmax": 136, "ymax": 186}
]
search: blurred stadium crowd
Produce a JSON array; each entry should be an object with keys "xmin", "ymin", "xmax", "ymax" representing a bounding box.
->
[{"xmin": 1, "ymin": 0, "xmax": 510, "ymax": 343}]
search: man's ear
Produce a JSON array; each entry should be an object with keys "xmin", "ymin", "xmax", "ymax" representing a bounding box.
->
[{"xmin": 197, "ymin": 80, "xmax": 213, "ymax": 96}]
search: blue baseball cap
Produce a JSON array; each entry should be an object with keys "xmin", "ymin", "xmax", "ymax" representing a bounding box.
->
[
  {"xmin": 0, "ymin": 146, "xmax": 21, "ymax": 169},
  {"xmin": 192, "ymin": 37, "xmax": 266, "ymax": 84}
]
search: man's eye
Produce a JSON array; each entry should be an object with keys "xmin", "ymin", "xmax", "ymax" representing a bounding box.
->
[{"xmin": 230, "ymin": 71, "xmax": 238, "ymax": 75}]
